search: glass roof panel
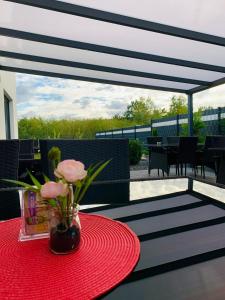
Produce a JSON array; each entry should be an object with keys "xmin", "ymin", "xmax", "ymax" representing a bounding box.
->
[
  {"xmin": 0, "ymin": 36, "xmax": 224, "ymax": 83},
  {"xmin": 1, "ymin": 0, "xmax": 225, "ymax": 93},
  {"xmin": 0, "ymin": 57, "xmax": 197, "ymax": 91},
  {"xmin": 62, "ymin": 0, "xmax": 225, "ymax": 38},
  {"xmin": 0, "ymin": 1, "xmax": 225, "ymax": 67}
]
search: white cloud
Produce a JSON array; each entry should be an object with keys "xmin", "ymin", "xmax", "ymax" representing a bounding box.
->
[
  {"xmin": 193, "ymin": 84, "xmax": 225, "ymax": 111},
  {"xmin": 16, "ymin": 73, "xmax": 225, "ymax": 119}
]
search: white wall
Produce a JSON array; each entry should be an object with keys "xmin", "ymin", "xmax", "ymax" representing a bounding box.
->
[{"xmin": 0, "ymin": 71, "xmax": 18, "ymax": 139}]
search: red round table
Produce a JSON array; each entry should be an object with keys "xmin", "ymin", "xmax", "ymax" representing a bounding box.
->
[{"xmin": 0, "ymin": 213, "xmax": 140, "ymax": 300}]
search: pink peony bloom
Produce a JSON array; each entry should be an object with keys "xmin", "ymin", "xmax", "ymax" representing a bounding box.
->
[
  {"xmin": 40, "ymin": 181, "xmax": 69, "ymax": 199},
  {"xmin": 54, "ymin": 160, "xmax": 87, "ymax": 183}
]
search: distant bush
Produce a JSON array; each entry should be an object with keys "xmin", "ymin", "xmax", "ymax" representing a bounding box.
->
[
  {"xmin": 181, "ymin": 111, "xmax": 205, "ymax": 142},
  {"xmin": 18, "ymin": 117, "xmax": 136, "ymax": 140},
  {"xmin": 152, "ymin": 128, "xmax": 158, "ymax": 136},
  {"xmin": 129, "ymin": 140, "xmax": 142, "ymax": 165}
]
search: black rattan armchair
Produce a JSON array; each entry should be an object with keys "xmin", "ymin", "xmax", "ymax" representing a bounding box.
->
[
  {"xmin": 166, "ymin": 136, "xmax": 180, "ymax": 145},
  {"xmin": 149, "ymin": 137, "xmax": 198, "ymax": 176},
  {"xmin": 175, "ymin": 137, "xmax": 198, "ymax": 176},
  {"xmin": 148, "ymin": 145, "xmax": 176, "ymax": 176},
  {"xmin": 217, "ymin": 152, "xmax": 225, "ymax": 185},
  {"xmin": 40, "ymin": 139, "xmax": 130, "ymax": 204},
  {"xmin": 0, "ymin": 140, "xmax": 21, "ymax": 220},
  {"xmin": 198, "ymin": 136, "xmax": 225, "ymax": 178},
  {"xmin": 147, "ymin": 137, "xmax": 163, "ymax": 175}
]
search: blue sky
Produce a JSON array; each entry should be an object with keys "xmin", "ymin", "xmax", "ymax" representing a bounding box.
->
[{"xmin": 16, "ymin": 73, "xmax": 225, "ymax": 119}]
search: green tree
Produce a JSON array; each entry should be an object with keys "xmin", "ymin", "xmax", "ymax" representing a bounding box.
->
[
  {"xmin": 18, "ymin": 117, "xmax": 137, "ymax": 139},
  {"xmin": 167, "ymin": 96, "xmax": 187, "ymax": 116},
  {"xmin": 181, "ymin": 109, "xmax": 205, "ymax": 141},
  {"xmin": 123, "ymin": 97, "xmax": 165, "ymax": 124}
]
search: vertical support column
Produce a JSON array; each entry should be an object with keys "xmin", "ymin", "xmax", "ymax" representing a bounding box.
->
[
  {"xmin": 218, "ymin": 107, "xmax": 222, "ymax": 135},
  {"xmin": 188, "ymin": 178, "xmax": 193, "ymax": 192},
  {"xmin": 112, "ymin": 130, "xmax": 113, "ymax": 138},
  {"xmin": 187, "ymin": 93, "xmax": 193, "ymax": 136},
  {"xmin": 150, "ymin": 119, "xmax": 153, "ymax": 136},
  {"xmin": 121, "ymin": 128, "xmax": 124, "ymax": 138},
  {"xmin": 176, "ymin": 114, "xmax": 180, "ymax": 136},
  {"xmin": 134, "ymin": 125, "xmax": 137, "ymax": 140}
]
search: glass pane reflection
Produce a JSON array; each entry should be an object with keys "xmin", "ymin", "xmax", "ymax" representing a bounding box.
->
[
  {"xmin": 80, "ymin": 178, "xmax": 225, "ymax": 210},
  {"xmin": 130, "ymin": 179, "xmax": 188, "ymax": 201},
  {"xmin": 193, "ymin": 181, "xmax": 225, "ymax": 203}
]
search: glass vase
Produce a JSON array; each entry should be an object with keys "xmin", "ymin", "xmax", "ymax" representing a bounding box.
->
[{"xmin": 49, "ymin": 207, "xmax": 81, "ymax": 254}]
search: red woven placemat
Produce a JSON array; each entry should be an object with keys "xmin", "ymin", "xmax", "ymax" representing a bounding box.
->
[{"xmin": 0, "ymin": 213, "xmax": 140, "ymax": 300}]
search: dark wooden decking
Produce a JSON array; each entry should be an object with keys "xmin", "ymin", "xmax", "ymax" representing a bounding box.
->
[{"xmin": 82, "ymin": 191, "xmax": 225, "ymax": 300}]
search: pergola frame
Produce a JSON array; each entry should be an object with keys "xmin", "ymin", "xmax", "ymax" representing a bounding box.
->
[{"xmin": 1, "ymin": 0, "xmax": 225, "ymax": 135}]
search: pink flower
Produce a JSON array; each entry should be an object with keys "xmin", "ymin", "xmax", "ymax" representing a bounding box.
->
[
  {"xmin": 40, "ymin": 181, "xmax": 69, "ymax": 199},
  {"xmin": 54, "ymin": 160, "xmax": 87, "ymax": 183}
]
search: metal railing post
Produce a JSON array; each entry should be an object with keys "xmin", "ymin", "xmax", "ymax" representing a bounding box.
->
[
  {"xmin": 176, "ymin": 114, "xmax": 180, "ymax": 136},
  {"xmin": 187, "ymin": 93, "xmax": 193, "ymax": 136},
  {"xmin": 188, "ymin": 178, "xmax": 193, "ymax": 191},
  {"xmin": 218, "ymin": 106, "xmax": 222, "ymax": 135},
  {"xmin": 150, "ymin": 119, "xmax": 153, "ymax": 136}
]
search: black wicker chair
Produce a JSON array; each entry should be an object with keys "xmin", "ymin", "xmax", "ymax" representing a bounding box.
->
[
  {"xmin": 147, "ymin": 137, "xmax": 163, "ymax": 145},
  {"xmin": 149, "ymin": 137, "xmax": 198, "ymax": 176},
  {"xmin": 0, "ymin": 140, "xmax": 21, "ymax": 220},
  {"xmin": 148, "ymin": 145, "xmax": 176, "ymax": 176},
  {"xmin": 40, "ymin": 139, "xmax": 130, "ymax": 204},
  {"xmin": 166, "ymin": 136, "xmax": 180, "ymax": 145},
  {"xmin": 217, "ymin": 152, "xmax": 225, "ymax": 185},
  {"xmin": 175, "ymin": 137, "xmax": 198, "ymax": 176},
  {"xmin": 199, "ymin": 136, "xmax": 225, "ymax": 178},
  {"xmin": 147, "ymin": 137, "xmax": 163, "ymax": 175}
]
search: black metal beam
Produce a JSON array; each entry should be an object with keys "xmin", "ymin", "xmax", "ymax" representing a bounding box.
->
[
  {"xmin": 4, "ymin": 0, "xmax": 225, "ymax": 47},
  {"xmin": 189, "ymin": 76, "xmax": 225, "ymax": 94},
  {"xmin": 1, "ymin": 28, "xmax": 225, "ymax": 74},
  {"xmin": 0, "ymin": 65, "xmax": 188, "ymax": 93},
  {"xmin": 0, "ymin": 50, "xmax": 209, "ymax": 86},
  {"xmin": 188, "ymin": 93, "xmax": 193, "ymax": 136}
]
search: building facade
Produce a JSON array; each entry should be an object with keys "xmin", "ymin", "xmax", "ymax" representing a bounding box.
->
[{"xmin": 0, "ymin": 71, "xmax": 18, "ymax": 139}]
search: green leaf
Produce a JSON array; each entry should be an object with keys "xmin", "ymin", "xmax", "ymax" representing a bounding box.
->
[
  {"xmin": 47, "ymin": 199, "xmax": 57, "ymax": 207},
  {"xmin": 43, "ymin": 173, "xmax": 50, "ymax": 183},
  {"xmin": 27, "ymin": 170, "xmax": 42, "ymax": 189},
  {"xmin": 77, "ymin": 159, "xmax": 111, "ymax": 204},
  {"xmin": 73, "ymin": 181, "xmax": 82, "ymax": 205},
  {"xmin": 2, "ymin": 179, "xmax": 39, "ymax": 191},
  {"xmin": 87, "ymin": 161, "xmax": 103, "ymax": 176},
  {"xmin": 73, "ymin": 161, "xmax": 105, "ymax": 206}
]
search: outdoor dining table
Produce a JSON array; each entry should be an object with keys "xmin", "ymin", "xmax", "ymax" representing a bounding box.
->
[
  {"xmin": 145, "ymin": 143, "xmax": 204, "ymax": 149},
  {"xmin": 0, "ymin": 211, "xmax": 140, "ymax": 300},
  {"xmin": 207, "ymin": 147, "xmax": 225, "ymax": 153},
  {"xmin": 145, "ymin": 143, "xmax": 178, "ymax": 149},
  {"xmin": 1, "ymin": 178, "xmax": 225, "ymax": 299}
]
